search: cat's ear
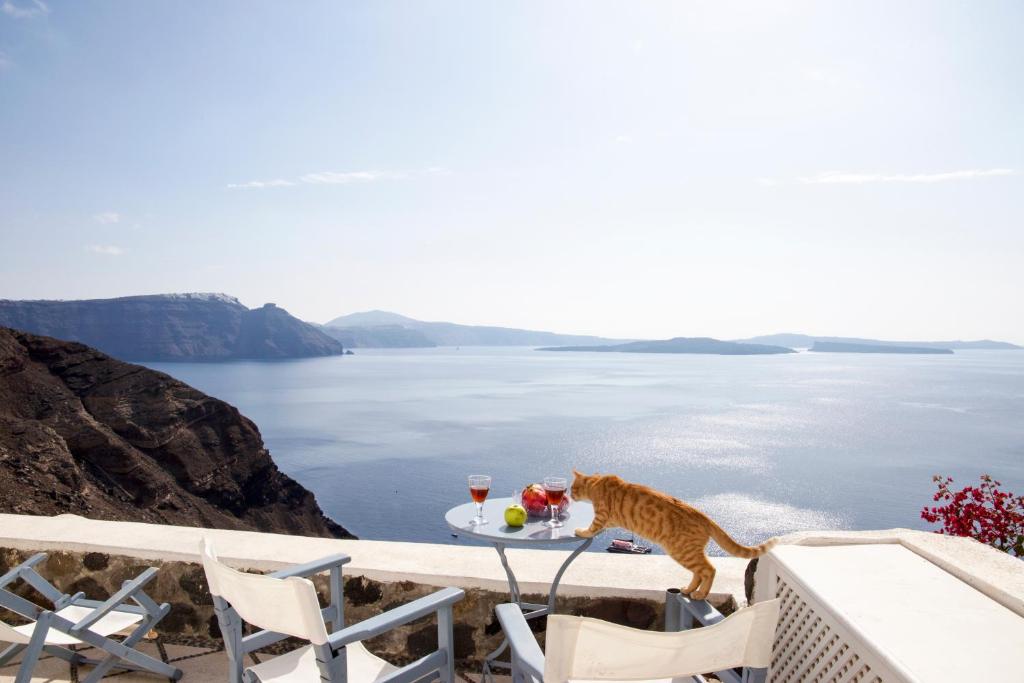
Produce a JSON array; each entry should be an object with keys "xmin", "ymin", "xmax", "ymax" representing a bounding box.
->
[{"xmin": 572, "ymin": 468, "xmax": 585, "ymax": 479}]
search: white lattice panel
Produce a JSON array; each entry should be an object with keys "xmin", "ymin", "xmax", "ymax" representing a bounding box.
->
[
  {"xmin": 755, "ymin": 541, "xmax": 1024, "ymax": 682},
  {"xmin": 753, "ymin": 548, "xmax": 919, "ymax": 683},
  {"xmin": 768, "ymin": 575, "xmax": 880, "ymax": 683}
]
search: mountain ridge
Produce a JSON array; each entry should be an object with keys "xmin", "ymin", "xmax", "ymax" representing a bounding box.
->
[
  {"xmin": 325, "ymin": 324, "xmax": 438, "ymax": 349},
  {"xmin": 0, "ymin": 294, "xmax": 344, "ymax": 361},
  {"xmin": 326, "ymin": 310, "xmax": 421, "ymax": 328},
  {"xmin": 738, "ymin": 333, "xmax": 1020, "ymax": 350},
  {"xmin": 326, "ymin": 314, "xmax": 1021, "ymax": 350},
  {"xmin": 324, "ymin": 310, "xmax": 626, "ymax": 348},
  {"xmin": 539, "ymin": 337, "xmax": 795, "ymax": 355},
  {"xmin": 810, "ymin": 341, "xmax": 954, "ymax": 354}
]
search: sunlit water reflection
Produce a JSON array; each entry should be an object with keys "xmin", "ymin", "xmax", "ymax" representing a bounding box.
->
[{"xmin": 147, "ymin": 347, "xmax": 1024, "ymax": 554}]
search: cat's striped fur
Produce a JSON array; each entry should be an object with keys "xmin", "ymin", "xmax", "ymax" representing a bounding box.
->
[{"xmin": 571, "ymin": 470, "xmax": 777, "ymax": 600}]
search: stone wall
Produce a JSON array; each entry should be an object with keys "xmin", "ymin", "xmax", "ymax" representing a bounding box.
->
[{"xmin": 0, "ymin": 546, "xmax": 675, "ymax": 669}]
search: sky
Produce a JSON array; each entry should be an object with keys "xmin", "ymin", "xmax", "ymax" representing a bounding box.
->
[{"xmin": 1, "ymin": 1, "xmax": 1022, "ymax": 342}]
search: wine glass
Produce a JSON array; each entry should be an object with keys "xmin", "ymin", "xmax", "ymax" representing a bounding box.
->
[
  {"xmin": 543, "ymin": 476, "xmax": 567, "ymax": 528},
  {"xmin": 468, "ymin": 475, "xmax": 491, "ymax": 526}
]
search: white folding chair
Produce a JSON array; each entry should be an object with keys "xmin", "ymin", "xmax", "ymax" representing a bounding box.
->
[
  {"xmin": 0, "ymin": 553, "xmax": 181, "ymax": 683},
  {"xmin": 497, "ymin": 594, "xmax": 780, "ymax": 683},
  {"xmin": 200, "ymin": 539, "xmax": 464, "ymax": 683}
]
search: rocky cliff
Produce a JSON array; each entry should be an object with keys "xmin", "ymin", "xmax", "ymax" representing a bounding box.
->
[
  {"xmin": 0, "ymin": 327, "xmax": 352, "ymax": 538},
  {"xmin": 0, "ymin": 294, "xmax": 344, "ymax": 361}
]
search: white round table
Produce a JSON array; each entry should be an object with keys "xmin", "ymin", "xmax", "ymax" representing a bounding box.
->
[{"xmin": 445, "ymin": 497, "xmax": 595, "ymax": 682}]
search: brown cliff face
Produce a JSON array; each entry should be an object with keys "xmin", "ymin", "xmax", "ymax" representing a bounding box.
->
[{"xmin": 0, "ymin": 327, "xmax": 353, "ymax": 538}]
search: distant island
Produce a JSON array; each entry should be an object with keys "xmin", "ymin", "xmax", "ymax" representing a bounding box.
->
[
  {"xmin": 326, "ymin": 323, "xmax": 438, "ymax": 349},
  {"xmin": 10, "ymin": 297, "xmax": 1014, "ymax": 359},
  {"xmin": 810, "ymin": 341, "xmax": 953, "ymax": 354},
  {"xmin": 539, "ymin": 337, "xmax": 795, "ymax": 355},
  {"xmin": 322, "ymin": 317, "xmax": 1024, "ymax": 351},
  {"xmin": 322, "ymin": 309, "xmax": 626, "ymax": 348},
  {"xmin": 739, "ymin": 333, "xmax": 1020, "ymax": 351},
  {"xmin": 0, "ymin": 293, "xmax": 344, "ymax": 361}
]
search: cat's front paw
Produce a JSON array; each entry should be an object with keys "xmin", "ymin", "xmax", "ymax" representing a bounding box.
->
[{"xmin": 574, "ymin": 528, "xmax": 593, "ymax": 538}]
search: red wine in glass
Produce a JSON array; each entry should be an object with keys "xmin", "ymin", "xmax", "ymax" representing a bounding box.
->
[
  {"xmin": 470, "ymin": 485, "xmax": 490, "ymax": 503},
  {"xmin": 545, "ymin": 487, "xmax": 565, "ymax": 506},
  {"xmin": 543, "ymin": 476, "xmax": 567, "ymax": 528},
  {"xmin": 468, "ymin": 475, "xmax": 491, "ymax": 525}
]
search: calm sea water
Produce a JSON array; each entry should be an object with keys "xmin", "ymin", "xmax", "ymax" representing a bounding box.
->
[{"xmin": 146, "ymin": 348, "xmax": 1024, "ymax": 553}]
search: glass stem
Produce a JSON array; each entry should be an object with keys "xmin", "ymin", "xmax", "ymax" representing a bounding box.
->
[
  {"xmin": 551, "ymin": 504, "xmax": 557, "ymax": 523},
  {"xmin": 476, "ymin": 501, "xmax": 483, "ymax": 521}
]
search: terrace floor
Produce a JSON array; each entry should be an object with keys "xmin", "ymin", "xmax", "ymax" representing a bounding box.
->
[
  {"xmin": 0, "ymin": 642, "xmax": 511, "ymax": 683},
  {"xmin": 0, "ymin": 641, "xmax": 224, "ymax": 682}
]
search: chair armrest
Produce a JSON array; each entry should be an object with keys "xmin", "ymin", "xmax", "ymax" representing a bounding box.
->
[
  {"xmin": 71, "ymin": 567, "xmax": 158, "ymax": 633},
  {"xmin": 666, "ymin": 591, "xmax": 727, "ymax": 631},
  {"xmin": 0, "ymin": 553, "xmax": 47, "ymax": 588},
  {"xmin": 328, "ymin": 587, "xmax": 464, "ymax": 649},
  {"xmin": 679, "ymin": 595, "xmax": 726, "ymax": 626},
  {"xmin": 495, "ymin": 603, "xmax": 545, "ymax": 682},
  {"xmin": 268, "ymin": 553, "xmax": 351, "ymax": 579}
]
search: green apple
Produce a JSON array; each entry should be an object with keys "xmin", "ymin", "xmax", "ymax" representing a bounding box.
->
[{"xmin": 504, "ymin": 503, "xmax": 527, "ymax": 527}]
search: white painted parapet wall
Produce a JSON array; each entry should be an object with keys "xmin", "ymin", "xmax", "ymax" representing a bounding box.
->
[
  {"xmin": 0, "ymin": 514, "xmax": 748, "ymax": 605},
  {"xmin": 776, "ymin": 528, "xmax": 1024, "ymax": 617},
  {"xmin": 1, "ymin": 515, "xmax": 1019, "ymax": 614}
]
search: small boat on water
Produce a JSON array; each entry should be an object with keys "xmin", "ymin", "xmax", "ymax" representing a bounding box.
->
[{"xmin": 606, "ymin": 536, "xmax": 652, "ymax": 554}]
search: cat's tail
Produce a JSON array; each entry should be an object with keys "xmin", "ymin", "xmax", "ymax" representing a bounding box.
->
[{"xmin": 706, "ymin": 520, "xmax": 778, "ymax": 559}]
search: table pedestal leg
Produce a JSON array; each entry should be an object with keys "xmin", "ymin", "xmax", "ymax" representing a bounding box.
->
[{"xmin": 481, "ymin": 537, "xmax": 594, "ymax": 683}]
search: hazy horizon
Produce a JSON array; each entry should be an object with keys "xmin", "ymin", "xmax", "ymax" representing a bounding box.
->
[
  {"xmin": 2, "ymin": 2, "xmax": 1022, "ymax": 343},
  {"xmin": 15, "ymin": 294, "xmax": 1024, "ymax": 349},
  {"xmin": 3, "ymin": 293, "xmax": 1022, "ymax": 345},
  {"xmin": 319, "ymin": 306, "xmax": 1021, "ymax": 345}
]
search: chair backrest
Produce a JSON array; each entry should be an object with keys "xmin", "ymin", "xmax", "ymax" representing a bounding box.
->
[
  {"xmin": 0, "ymin": 620, "xmax": 33, "ymax": 646},
  {"xmin": 544, "ymin": 598, "xmax": 781, "ymax": 683},
  {"xmin": 199, "ymin": 539, "xmax": 329, "ymax": 646}
]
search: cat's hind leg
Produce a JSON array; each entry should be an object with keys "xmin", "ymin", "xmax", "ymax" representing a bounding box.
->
[
  {"xmin": 688, "ymin": 561, "xmax": 716, "ymax": 601},
  {"xmin": 668, "ymin": 543, "xmax": 707, "ymax": 597}
]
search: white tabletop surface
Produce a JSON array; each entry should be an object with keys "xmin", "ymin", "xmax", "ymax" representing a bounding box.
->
[
  {"xmin": 770, "ymin": 543, "xmax": 1024, "ymax": 681},
  {"xmin": 445, "ymin": 497, "xmax": 595, "ymax": 546}
]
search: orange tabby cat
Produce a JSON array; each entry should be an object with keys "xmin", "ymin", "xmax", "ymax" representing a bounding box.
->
[{"xmin": 571, "ymin": 470, "xmax": 777, "ymax": 599}]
